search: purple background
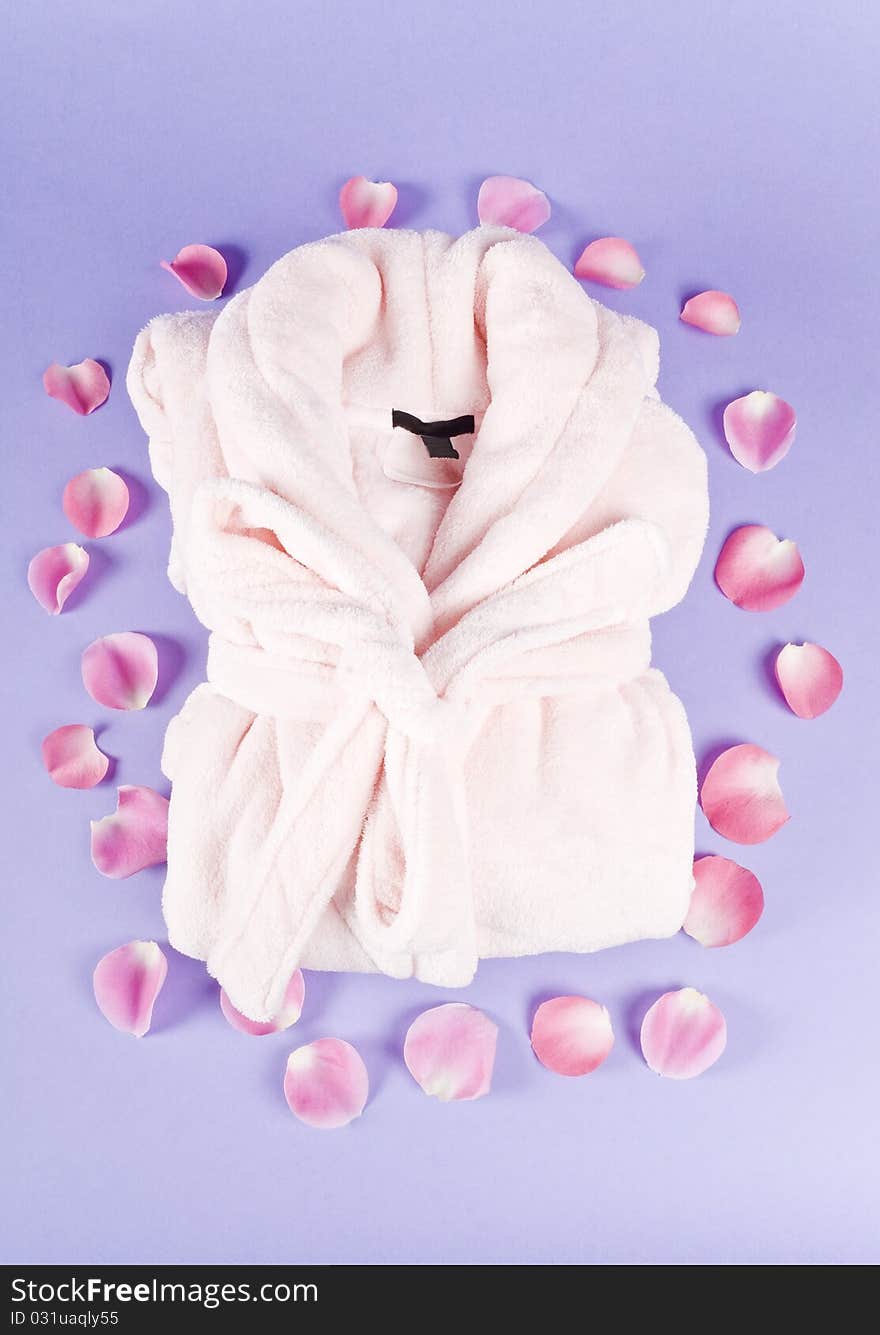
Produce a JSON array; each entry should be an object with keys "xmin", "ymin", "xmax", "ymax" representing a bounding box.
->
[{"xmin": 3, "ymin": 1, "xmax": 878, "ymax": 1265}]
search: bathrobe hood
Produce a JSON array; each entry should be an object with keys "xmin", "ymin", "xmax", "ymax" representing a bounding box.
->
[{"xmin": 128, "ymin": 225, "xmax": 708, "ymax": 1020}]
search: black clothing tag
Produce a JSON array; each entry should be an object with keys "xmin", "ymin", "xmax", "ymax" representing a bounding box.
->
[{"xmin": 391, "ymin": 409, "xmax": 475, "ymax": 460}]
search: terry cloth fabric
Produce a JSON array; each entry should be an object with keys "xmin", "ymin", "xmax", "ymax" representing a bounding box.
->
[{"xmin": 127, "ymin": 226, "xmax": 709, "ymax": 1022}]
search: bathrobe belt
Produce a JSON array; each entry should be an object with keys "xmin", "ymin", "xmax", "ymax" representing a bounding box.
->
[
  {"xmin": 207, "ymin": 633, "xmax": 492, "ymax": 984},
  {"xmin": 205, "ymin": 593, "xmax": 656, "ymax": 986},
  {"xmin": 184, "ymin": 469, "xmax": 667, "ymax": 989}
]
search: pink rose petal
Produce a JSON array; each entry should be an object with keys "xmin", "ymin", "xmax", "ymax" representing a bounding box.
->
[
  {"xmin": 700, "ymin": 743, "xmax": 789, "ymax": 844},
  {"xmin": 684, "ymin": 855, "xmax": 764, "ymax": 947},
  {"xmin": 714, "ymin": 524, "xmax": 805, "ymax": 612},
  {"xmin": 81, "ymin": 632, "xmax": 158, "ymax": 710},
  {"xmin": 723, "ymin": 390, "xmax": 796, "ymax": 472},
  {"xmin": 93, "ymin": 940, "xmax": 167, "ymax": 1037},
  {"xmin": 62, "ymin": 468, "xmax": 130, "ymax": 538},
  {"xmin": 339, "ymin": 175, "xmax": 398, "ymax": 229},
  {"xmin": 27, "ymin": 543, "xmax": 89, "ymax": 614},
  {"xmin": 680, "ymin": 290, "xmax": 741, "ymax": 335},
  {"xmin": 530, "ymin": 996, "xmax": 614, "ymax": 1077},
  {"xmin": 90, "ymin": 785, "xmax": 169, "ymax": 878},
  {"xmin": 477, "ymin": 175, "xmax": 551, "ymax": 233},
  {"xmin": 574, "ymin": 237, "xmax": 645, "ymax": 289},
  {"xmin": 221, "ymin": 970, "xmax": 306, "ymax": 1036},
  {"xmin": 640, "ymin": 987, "xmax": 727, "ymax": 1079},
  {"xmin": 775, "ymin": 642, "xmax": 844, "ymax": 720},
  {"xmin": 160, "ymin": 244, "xmax": 227, "ymax": 300},
  {"xmin": 41, "ymin": 724, "xmax": 109, "ymax": 789},
  {"xmin": 403, "ymin": 1003, "xmax": 497, "ymax": 1101},
  {"xmin": 283, "ymin": 1038, "xmax": 368, "ymax": 1129},
  {"xmin": 42, "ymin": 359, "xmax": 109, "ymax": 415}
]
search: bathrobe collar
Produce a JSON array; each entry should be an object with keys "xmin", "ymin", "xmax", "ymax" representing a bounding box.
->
[{"xmin": 204, "ymin": 226, "xmax": 655, "ymax": 650}]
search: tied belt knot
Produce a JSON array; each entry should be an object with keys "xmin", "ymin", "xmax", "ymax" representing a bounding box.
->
[{"xmin": 334, "ymin": 638, "xmax": 476, "ymax": 749}]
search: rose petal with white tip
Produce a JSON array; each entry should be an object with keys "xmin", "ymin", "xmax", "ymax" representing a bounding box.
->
[
  {"xmin": 63, "ymin": 468, "xmax": 130, "ymax": 538},
  {"xmin": 715, "ymin": 524, "xmax": 804, "ymax": 611},
  {"xmin": 221, "ymin": 970, "xmax": 306, "ymax": 1036},
  {"xmin": 27, "ymin": 543, "xmax": 89, "ymax": 614},
  {"xmin": 283, "ymin": 1038, "xmax": 368, "ymax": 1129},
  {"xmin": 701, "ymin": 743, "xmax": 789, "ymax": 844},
  {"xmin": 574, "ymin": 237, "xmax": 645, "ymax": 289},
  {"xmin": 404, "ymin": 1003, "xmax": 497, "ymax": 1101},
  {"xmin": 775, "ymin": 642, "xmax": 843, "ymax": 719},
  {"xmin": 723, "ymin": 390, "xmax": 796, "ymax": 472},
  {"xmin": 81, "ymin": 632, "xmax": 158, "ymax": 710},
  {"xmin": 530, "ymin": 996, "xmax": 614, "ymax": 1076},
  {"xmin": 477, "ymin": 175, "xmax": 550, "ymax": 232},
  {"xmin": 684, "ymin": 855, "xmax": 764, "ymax": 947},
  {"xmin": 41, "ymin": 724, "xmax": 109, "ymax": 789},
  {"xmin": 339, "ymin": 176, "xmax": 398, "ymax": 229},
  {"xmin": 90, "ymin": 785, "xmax": 169, "ymax": 878},
  {"xmin": 680, "ymin": 290, "xmax": 741, "ymax": 335},
  {"xmin": 43, "ymin": 359, "xmax": 109, "ymax": 415},
  {"xmin": 640, "ymin": 987, "xmax": 727, "ymax": 1079},
  {"xmin": 160, "ymin": 244, "xmax": 227, "ymax": 300},
  {"xmin": 93, "ymin": 940, "xmax": 167, "ymax": 1037}
]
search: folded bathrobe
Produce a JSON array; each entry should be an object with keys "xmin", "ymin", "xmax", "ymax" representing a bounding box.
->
[{"xmin": 127, "ymin": 225, "xmax": 709, "ymax": 1021}]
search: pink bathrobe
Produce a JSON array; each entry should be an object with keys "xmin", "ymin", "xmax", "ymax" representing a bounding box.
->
[{"xmin": 127, "ymin": 225, "xmax": 708, "ymax": 1021}]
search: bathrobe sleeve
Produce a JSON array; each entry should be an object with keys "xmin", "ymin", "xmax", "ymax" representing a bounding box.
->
[
  {"xmin": 554, "ymin": 326, "xmax": 709, "ymax": 616},
  {"xmin": 126, "ymin": 311, "xmax": 226, "ymax": 594},
  {"xmin": 597, "ymin": 393, "xmax": 709, "ymax": 614}
]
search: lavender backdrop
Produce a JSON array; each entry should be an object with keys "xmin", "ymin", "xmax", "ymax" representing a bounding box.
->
[{"xmin": 2, "ymin": 0, "xmax": 878, "ymax": 1265}]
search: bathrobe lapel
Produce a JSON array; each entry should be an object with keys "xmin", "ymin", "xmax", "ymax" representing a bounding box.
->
[
  {"xmin": 205, "ymin": 233, "xmax": 436, "ymax": 647},
  {"xmin": 424, "ymin": 236, "xmax": 640, "ymax": 626}
]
